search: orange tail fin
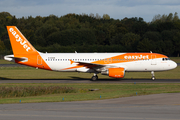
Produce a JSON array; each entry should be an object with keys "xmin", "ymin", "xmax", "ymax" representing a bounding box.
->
[
  {"xmin": 6, "ymin": 26, "xmax": 51, "ymax": 70},
  {"xmin": 7, "ymin": 26, "xmax": 37, "ymax": 56}
]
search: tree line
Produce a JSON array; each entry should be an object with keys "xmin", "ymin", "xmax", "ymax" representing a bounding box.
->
[{"xmin": 0, "ymin": 12, "xmax": 180, "ymax": 57}]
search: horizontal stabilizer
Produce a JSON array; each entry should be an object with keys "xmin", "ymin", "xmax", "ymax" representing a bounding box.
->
[{"xmin": 4, "ymin": 55, "xmax": 28, "ymax": 62}]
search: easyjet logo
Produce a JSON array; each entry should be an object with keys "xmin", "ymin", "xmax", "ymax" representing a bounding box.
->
[
  {"xmin": 9, "ymin": 28, "xmax": 31, "ymax": 52},
  {"xmin": 124, "ymin": 55, "xmax": 149, "ymax": 59}
]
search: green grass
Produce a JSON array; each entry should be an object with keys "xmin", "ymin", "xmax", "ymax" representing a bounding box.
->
[
  {"xmin": 0, "ymin": 66, "xmax": 179, "ymax": 80},
  {"xmin": 0, "ymin": 86, "xmax": 77, "ymax": 98},
  {"xmin": 0, "ymin": 83, "xmax": 179, "ymax": 104}
]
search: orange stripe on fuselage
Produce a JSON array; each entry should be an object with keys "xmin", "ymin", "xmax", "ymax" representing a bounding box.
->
[
  {"xmin": 92, "ymin": 53, "xmax": 167, "ymax": 65},
  {"xmin": 62, "ymin": 53, "xmax": 167, "ymax": 70}
]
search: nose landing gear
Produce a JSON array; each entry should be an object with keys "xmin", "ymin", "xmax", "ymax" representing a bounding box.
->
[{"xmin": 151, "ymin": 71, "xmax": 155, "ymax": 81}]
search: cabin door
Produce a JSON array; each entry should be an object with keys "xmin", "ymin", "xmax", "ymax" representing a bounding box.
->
[
  {"xmin": 37, "ymin": 55, "xmax": 42, "ymax": 65},
  {"xmin": 151, "ymin": 55, "xmax": 157, "ymax": 65}
]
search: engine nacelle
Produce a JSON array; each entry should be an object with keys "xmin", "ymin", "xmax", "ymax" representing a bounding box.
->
[{"xmin": 101, "ymin": 68, "xmax": 125, "ymax": 78}]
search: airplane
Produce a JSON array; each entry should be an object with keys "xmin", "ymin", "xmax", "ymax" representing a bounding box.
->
[{"xmin": 4, "ymin": 26, "xmax": 177, "ymax": 81}]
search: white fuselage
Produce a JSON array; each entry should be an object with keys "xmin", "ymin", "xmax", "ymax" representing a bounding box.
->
[{"xmin": 39, "ymin": 53, "xmax": 177, "ymax": 73}]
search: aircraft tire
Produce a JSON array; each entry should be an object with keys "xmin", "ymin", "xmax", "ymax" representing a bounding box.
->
[
  {"xmin": 91, "ymin": 76, "xmax": 98, "ymax": 81},
  {"xmin": 152, "ymin": 76, "xmax": 155, "ymax": 81}
]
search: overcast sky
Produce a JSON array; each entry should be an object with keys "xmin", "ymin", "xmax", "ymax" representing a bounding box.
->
[{"xmin": 0, "ymin": 0, "xmax": 180, "ymax": 22}]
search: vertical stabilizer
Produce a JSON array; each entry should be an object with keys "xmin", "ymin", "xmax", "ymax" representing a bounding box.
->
[
  {"xmin": 7, "ymin": 26, "xmax": 37, "ymax": 56},
  {"xmin": 6, "ymin": 26, "xmax": 51, "ymax": 70}
]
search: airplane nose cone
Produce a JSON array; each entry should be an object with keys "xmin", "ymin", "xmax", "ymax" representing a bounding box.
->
[{"xmin": 171, "ymin": 61, "xmax": 177, "ymax": 69}]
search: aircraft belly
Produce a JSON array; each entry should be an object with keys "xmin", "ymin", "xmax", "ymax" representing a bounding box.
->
[{"xmin": 125, "ymin": 61, "xmax": 163, "ymax": 72}]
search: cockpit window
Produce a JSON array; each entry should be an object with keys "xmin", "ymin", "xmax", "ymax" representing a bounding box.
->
[{"xmin": 162, "ymin": 58, "xmax": 170, "ymax": 61}]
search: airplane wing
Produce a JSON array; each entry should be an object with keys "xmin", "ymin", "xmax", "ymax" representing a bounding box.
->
[
  {"xmin": 76, "ymin": 61, "xmax": 105, "ymax": 68},
  {"xmin": 71, "ymin": 60, "xmax": 118, "ymax": 72}
]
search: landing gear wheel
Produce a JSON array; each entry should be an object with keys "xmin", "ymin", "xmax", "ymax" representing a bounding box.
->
[
  {"xmin": 91, "ymin": 75, "xmax": 98, "ymax": 81},
  {"xmin": 151, "ymin": 76, "xmax": 155, "ymax": 81}
]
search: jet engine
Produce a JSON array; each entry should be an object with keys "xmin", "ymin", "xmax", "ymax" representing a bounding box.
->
[{"xmin": 101, "ymin": 68, "xmax": 125, "ymax": 78}]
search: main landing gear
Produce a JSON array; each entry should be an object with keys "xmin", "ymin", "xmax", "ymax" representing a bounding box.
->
[
  {"xmin": 151, "ymin": 71, "xmax": 155, "ymax": 81},
  {"xmin": 91, "ymin": 73, "xmax": 98, "ymax": 81}
]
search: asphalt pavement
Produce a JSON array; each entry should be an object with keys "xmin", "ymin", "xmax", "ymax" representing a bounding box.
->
[{"xmin": 0, "ymin": 93, "xmax": 180, "ymax": 120}]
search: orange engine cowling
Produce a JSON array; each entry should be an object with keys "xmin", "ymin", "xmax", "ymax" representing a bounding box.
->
[{"xmin": 101, "ymin": 68, "xmax": 125, "ymax": 78}]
